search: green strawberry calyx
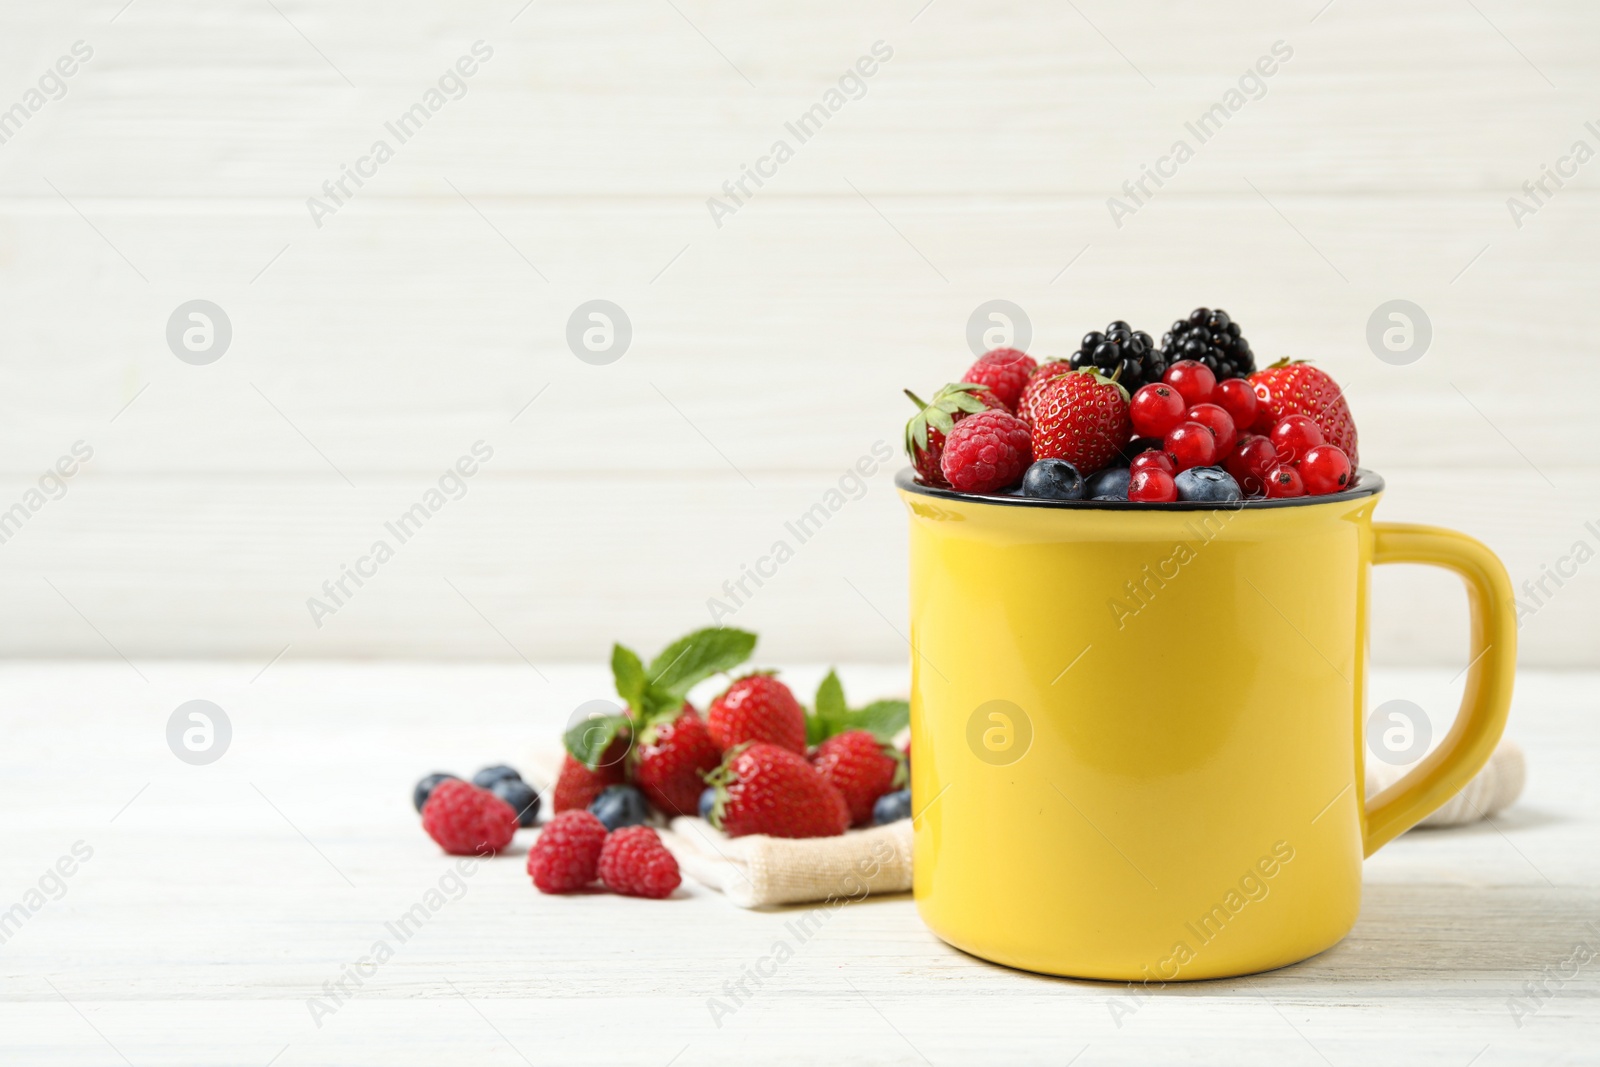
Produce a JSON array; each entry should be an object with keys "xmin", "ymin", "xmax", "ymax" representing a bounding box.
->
[
  {"xmin": 903, "ymin": 382, "xmax": 994, "ymax": 459},
  {"xmin": 1074, "ymin": 366, "xmax": 1131, "ymax": 404}
]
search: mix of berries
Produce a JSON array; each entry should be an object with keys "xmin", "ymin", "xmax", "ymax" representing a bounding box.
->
[
  {"xmin": 412, "ymin": 628, "xmax": 915, "ymax": 904},
  {"xmin": 904, "ymin": 308, "xmax": 1361, "ymax": 504}
]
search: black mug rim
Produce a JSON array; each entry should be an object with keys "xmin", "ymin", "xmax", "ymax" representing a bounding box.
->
[{"xmin": 895, "ymin": 466, "xmax": 1385, "ymax": 511}]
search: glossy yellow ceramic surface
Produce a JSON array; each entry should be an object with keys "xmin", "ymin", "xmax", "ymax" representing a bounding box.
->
[{"xmin": 899, "ymin": 471, "xmax": 1515, "ymax": 981}]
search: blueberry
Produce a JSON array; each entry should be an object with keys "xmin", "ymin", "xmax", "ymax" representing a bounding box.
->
[
  {"xmin": 490, "ymin": 777, "xmax": 541, "ymax": 827},
  {"xmin": 1021, "ymin": 459, "xmax": 1085, "ymax": 500},
  {"xmin": 1174, "ymin": 466, "xmax": 1243, "ymax": 503},
  {"xmin": 471, "ymin": 764, "xmax": 521, "ymax": 789},
  {"xmin": 698, "ymin": 786, "xmax": 716, "ymax": 820},
  {"xmin": 413, "ymin": 772, "xmax": 458, "ymax": 813},
  {"xmin": 1085, "ymin": 467, "xmax": 1131, "ymax": 501},
  {"xmin": 873, "ymin": 789, "xmax": 911, "ymax": 826},
  {"xmin": 589, "ymin": 784, "xmax": 650, "ymax": 831}
]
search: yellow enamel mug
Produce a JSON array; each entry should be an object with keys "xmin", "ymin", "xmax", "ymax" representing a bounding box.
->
[{"xmin": 897, "ymin": 468, "xmax": 1515, "ymax": 981}]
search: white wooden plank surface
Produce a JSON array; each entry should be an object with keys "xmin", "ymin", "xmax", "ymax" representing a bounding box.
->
[
  {"xmin": 1, "ymin": 0, "xmax": 1597, "ymax": 663},
  {"xmin": 0, "ymin": 662, "xmax": 1594, "ymax": 1065}
]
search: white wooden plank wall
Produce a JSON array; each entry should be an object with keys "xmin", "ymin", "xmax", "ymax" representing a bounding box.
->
[{"xmin": 0, "ymin": 0, "xmax": 1595, "ymax": 665}]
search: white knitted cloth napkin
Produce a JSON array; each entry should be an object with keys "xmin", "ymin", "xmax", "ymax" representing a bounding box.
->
[
  {"xmin": 661, "ymin": 817, "xmax": 914, "ymax": 909},
  {"xmin": 657, "ymin": 738, "xmax": 1524, "ymax": 908}
]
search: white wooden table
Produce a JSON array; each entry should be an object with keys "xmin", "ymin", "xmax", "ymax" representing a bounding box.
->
[{"xmin": 1, "ymin": 661, "xmax": 1595, "ymax": 1065}]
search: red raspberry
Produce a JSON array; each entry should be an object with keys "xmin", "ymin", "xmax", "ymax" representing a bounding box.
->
[
  {"xmin": 904, "ymin": 384, "xmax": 1007, "ymax": 486},
  {"xmin": 551, "ymin": 735, "xmax": 629, "ymax": 812},
  {"xmin": 597, "ymin": 825, "xmax": 682, "ymax": 899},
  {"xmin": 527, "ymin": 810, "xmax": 609, "ymax": 893},
  {"xmin": 421, "ymin": 779, "xmax": 519, "ymax": 856},
  {"xmin": 961, "ymin": 348, "xmax": 1037, "ymax": 411},
  {"xmin": 939, "ymin": 409, "xmax": 1033, "ymax": 493}
]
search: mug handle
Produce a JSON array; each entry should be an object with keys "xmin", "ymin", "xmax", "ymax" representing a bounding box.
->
[{"xmin": 1363, "ymin": 522, "xmax": 1517, "ymax": 856}]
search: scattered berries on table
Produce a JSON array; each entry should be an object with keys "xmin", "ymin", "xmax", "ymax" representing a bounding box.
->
[
  {"xmin": 1269, "ymin": 414, "xmax": 1324, "ymax": 464},
  {"xmin": 527, "ymin": 810, "xmax": 608, "ymax": 894},
  {"xmin": 1162, "ymin": 307, "xmax": 1256, "ymax": 380},
  {"xmin": 1265, "ymin": 464, "xmax": 1306, "ymax": 498},
  {"xmin": 705, "ymin": 741, "xmax": 850, "ymax": 839},
  {"xmin": 589, "ymin": 784, "xmax": 651, "ymax": 831},
  {"xmin": 1128, "ymin": 467, "xmax": 1178, "ymax": 503},
  {"xmin": 1020, "ymin": 458, "xmax": 1085, "ymax": 500},
  {"xmin": 1129, "ymin": 383, "xmax": 1186, "ymax": 439},
  {"xmin": 552, "ymin": 736, "xmax": 630, "ymax": 813},
  {"xmin": 1174, "ymin": 467, "xmax": 1242, "ymax": 503},
  {"xmin": 633, "ymin": 706, "xmax": 722, "ymax": 817},
  {"xmin": 1068, "ymin": 321, "xmax": 1166, "ymax": 392},
  {"xmin": 1024, "ymin": 368, "xmax": 1130, "ymax": 476},
  {"xmin": 707, "ymin": 674, "xmax": 808, "ymax": 755},
  {"xmin": 873, "ymin": 788, "xmax": 911, "ymax": 826},
  {"xmin": 1300, "ymin": 444, "xmax": 1352, "ymax": 495},
  {"xmin": 1164, "ymin": 421, "xmax": 1218, "ymax": 471},
  {"xmin": 490, "ymin": 777, "xmax": 541, "ymax": 827},
  {"xmin": 421, "ymin": 779, "xmax": 519, "ymax": 857},
  {"xmin": 960, "ymin": 348, "xmax": 1037, "ymax": 411},
  {"xmin": 810, "ymin": 729, "xmax": 905, "ymax": 827},
  {"xmin": 413, "ymin": 772, "xmax": 458, "ymax": 813},
  {"xmin": 904, "ymin": 383, "xmax": 1007, "ymax": 486},
  {"xmin": 939, "ymin": 409, "xmax": 1034, "ymax": 493},
  {"xmin": 1248, "ymin": 359, "xmax": 1359, "ymax": 464},
  {"xmin": 471, "ymin": 764, "xmax": 521, "ymax": 790},
  {"xmin": 598, "ymin": 826, "xmax": 682, "ymax": 899}
]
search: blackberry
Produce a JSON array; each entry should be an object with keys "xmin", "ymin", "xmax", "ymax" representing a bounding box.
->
[
  {"xmin": 1161, "ymin": 308, "xmax": 1256, "ymax": 381},
  {"xmin": 1067, "ymin": 321, "xmax": 1167, "ymax": 393}
]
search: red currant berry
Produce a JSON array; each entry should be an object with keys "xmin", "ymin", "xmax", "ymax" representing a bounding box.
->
[
  {"xmin": 1129, "ymin": 383, "xmax": 1186, "ymax": 439},
  {"xmin": 1163, "ymin": 360, "xmax": 1216, "ymax": 407},
  {"xmin": 1185, "ymin": 402, "xmax": 1237, "ymax": 457},
  {"xmin": 1224, "ymin": 434, "xmax": 1278, "ymax": 497},
  {"xmin": 1163, "ymin": 421, "xmax": 1218, "ymax": 471},
  {"xmin": 1129, "ymin": 449, "xmax": 1176, "ymax": 477},
  {"xmin": 1299, "ymin": 444, "xmax": 1352, "ymax": 495},
  {"xmin": 1264, "ymin": 464, "xmax": 1305, "ymax": 498},
  {"xmin": 1128, "ymin": 467, "xmax": 1178, "ymax": 503},
  {"xmin": 1215, "ymin": 378, "xmax": 1259, "ymax": 430},
  {"xmin": 1269, "ymin": 414, "xmax": 1324, "ymax": 464}
]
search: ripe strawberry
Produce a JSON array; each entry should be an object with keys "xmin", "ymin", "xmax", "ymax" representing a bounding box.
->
[
  {"xmin": 1023, "ymin": 368, "xmax": 1132, "ymax": 475},
  {"xmin": 707, "ymin": 674, "xmax": 807, "ymax": 754},
  {"xmin": 633, "ymin": 706, "xmax": 722, "ymax": 817},
  {"xmin": 552, "ymin": 734, "xmax": 630, "ymax": 813},
  {"xmin": 527, "ymin": 810, "xmax": 608, "ymax": 893},
  {"xmin": 1016, "ymin": 361, "xmax": 1076, "ymax": 424},
  {"xmin": 1247, "ymin": 360, "xmax": 1359, "ymax": 465},
  {"xmin": 960, "ymin": 348, "xmax": 1037, "ymax": 411},
  {"xmin": 421, "ymin": 779, "xmax": 519, "ymax": 856},
  {"xmin": 810, "ymin": 729, "xmax": 905, "ymax": 827},
  {"xmin": 705, "ymin": 742, "xmax": 850, "ymax": 839},
  {"xmin": 598, "ymin": 825, "xmax": 682, "ymax": 898},
  {"xmin": 939, "ymin": 409, "xmax": 1033, "ymax": 493},
  {"xmin": 904, "ymin": 383, "xmax": 1006, "ymax": 486}
]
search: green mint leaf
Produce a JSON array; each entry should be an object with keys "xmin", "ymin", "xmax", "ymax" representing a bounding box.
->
[
  {"xmin": 611, "ymin": 643, "xmax": 647, "ymax": 711},
  {"xmin": 843, "ymin": 699, "xmax": 909, "ymax": 743},
  {"xmin": 645, "ymin": 627, "xmax": 757, "ymax": 704},
  {"xmin": 562, "ymin": 714, "xmax": 630, "ymax": 770},
  {"xmin": 808, "ymin": 669, "xmax": 847, "ymax": 745}
]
